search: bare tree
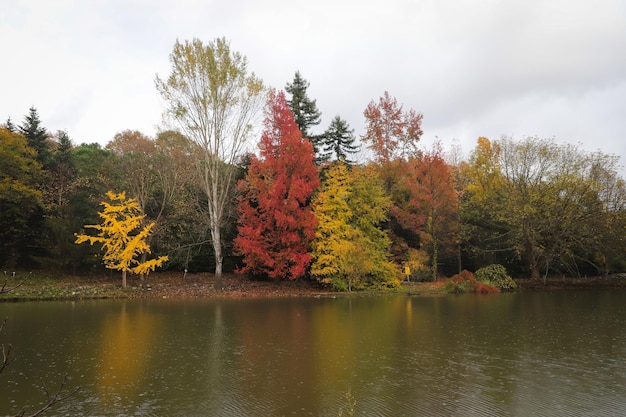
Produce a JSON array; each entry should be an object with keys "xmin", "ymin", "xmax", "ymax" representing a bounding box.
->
[{"xmin": 155, "ymin": 37, "xmax": 265, "ymax": 288}]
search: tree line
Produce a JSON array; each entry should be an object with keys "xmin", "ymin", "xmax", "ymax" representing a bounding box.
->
[{"xmin": 2, "ymin": 37, "xmax": 625, "ymax": 290}]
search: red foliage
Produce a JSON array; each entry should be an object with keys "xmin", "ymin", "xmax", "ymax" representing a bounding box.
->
[
  {"xmin": 385, "ymin": 144, "xmax": 459, "ymax": 264},
  {"xmin": 234, "ymin": 90, "xmax": 320, "ymax": 280},
  {"xmin": 474, "ymin": 282, "xmax": 499, "ymax": 294},
  {"xmin": 452, "ymin": 270, "xmax": 475, "ymax": 283},
  {"xmin": 362, "ymin": 91, "xmax": 423, "ymax": 162},
  {"xmin": 450, "ymin": 269, "xmax": 498, "ymax": 294}
]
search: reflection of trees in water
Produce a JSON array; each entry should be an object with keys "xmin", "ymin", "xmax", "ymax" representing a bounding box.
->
[{"xmin": 96, "ymin": 302, "xmax": 160, "ymax": 405}]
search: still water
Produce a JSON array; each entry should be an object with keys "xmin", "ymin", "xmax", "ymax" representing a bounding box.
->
[{"xmin": 1, "ymin": 291, "xmax": 625, "ymax": 416}]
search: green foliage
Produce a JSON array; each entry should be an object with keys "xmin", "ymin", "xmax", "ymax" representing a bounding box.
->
[
  {"xmin": 320, "ymin": 115, "xmax": 359, "ymax": 164},
  {"xmin": 285, "ymin": 71, "xmax": 322, "ymax": 154},
  {"xmin": 475, "ymin": 264, "xmax": 517, "ymax": 291},
  {"xmin": 18, "ymin": 107, "xmax": 51, "ymax": 166},
  {"xmin": 460, "ymin": 136, "xmax": 621, "ymax": 280}
]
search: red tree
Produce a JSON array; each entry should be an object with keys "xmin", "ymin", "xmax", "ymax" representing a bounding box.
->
[
  {"xmin": 234, "ymin": 90, "xmax": 320, "ymax": 280},
  {"xmin": 362, "ymin": 91, "xmax": 423, "ymax": 163},
  {"xmin": 410, "ymin": 143, "xmax": 459, "ymax": 278}
]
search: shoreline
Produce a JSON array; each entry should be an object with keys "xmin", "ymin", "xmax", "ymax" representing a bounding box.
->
[{"xmin": 1, "ymin": 271, "xmax": 626, "ymax": 302}]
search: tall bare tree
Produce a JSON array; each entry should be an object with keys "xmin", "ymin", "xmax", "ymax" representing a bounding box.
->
[{"xmin": 155, "ymin": 37, "xmax": 265, "ymax": 287}]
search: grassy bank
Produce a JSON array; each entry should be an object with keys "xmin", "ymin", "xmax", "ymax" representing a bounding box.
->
[{"xmin": 2, "ymin": 271, "xmax": 625, "ymax": 302}]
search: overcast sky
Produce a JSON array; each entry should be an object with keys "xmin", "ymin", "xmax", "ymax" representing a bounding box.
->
[{"xmin": 2, "ymin": 0, "xmax": 625, "ymax": 169}]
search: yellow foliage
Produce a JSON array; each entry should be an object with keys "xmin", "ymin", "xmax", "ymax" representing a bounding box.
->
[
  {"xmin": 75, "ymin": 191, "xmax": 168, "ymax": 283},
  {"xmin": 311, "ymin": 162, "xmax": 399, "ymax": 290}
]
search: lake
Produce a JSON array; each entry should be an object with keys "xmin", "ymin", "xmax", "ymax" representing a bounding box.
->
[{"xmin": 1, "ymin": 290, "xmax": 625, "ymax": 416}]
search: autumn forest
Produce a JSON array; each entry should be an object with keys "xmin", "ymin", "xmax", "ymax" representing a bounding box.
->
[{"xmin": 2, "ymin": 37, "xmax": 625, "ymax": 291}]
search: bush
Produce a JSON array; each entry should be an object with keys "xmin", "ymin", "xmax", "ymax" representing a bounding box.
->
[
  {"xmin": 446, "ymin": 270, "xmax": 499, "ymax": 294},
  {"xmin": 475, "ymin": 264, "xmax": 517, "ymax": 291}
]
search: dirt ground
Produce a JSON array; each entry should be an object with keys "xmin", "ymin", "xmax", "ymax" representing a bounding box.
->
[{"xmin": 2, "ymin": 271, "xmax": 626, "ymax": 301}]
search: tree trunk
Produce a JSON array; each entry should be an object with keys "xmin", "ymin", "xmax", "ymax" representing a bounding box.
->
[
  {"xmin": 212, "ymin": 223, "xmax": 223, "ymax": 289},
  {"xmin": 431, "ymin": 240, "xmax": 438, "ymax": 282},
  {"xmin": 529, "ymin": 255, "xmax": 541, "ymax": 281},
  {"xmin": 122, "ymin": 270, "xmax": 127, "ymax": 289},
  {"xmin": 140, "ymin": 252, "xmax": 147, "ymax": 281}
]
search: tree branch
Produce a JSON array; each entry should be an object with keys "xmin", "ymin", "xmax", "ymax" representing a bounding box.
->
[
  {"xmin": 15, "ymin": 375, "xmax": 80, "ymax": 417},
  {"xmin": 0, "ymin": 275, "xmax": 28, "ymax": 295}
]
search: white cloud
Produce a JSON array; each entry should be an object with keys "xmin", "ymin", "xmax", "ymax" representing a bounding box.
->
[{"xmin": 1, "ymin": 0, "xmax": 625, "ymax": 172}]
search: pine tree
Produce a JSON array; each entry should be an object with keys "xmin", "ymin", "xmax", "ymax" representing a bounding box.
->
[
  {"xmin": 47, "ymin": 131, "xmax": 77, "ymax": 208},
  {"xmin": 18, "ymin": 107, "xmax": 50, "ymax": 165},
  {"xmin": 4, "ymin": 117, "xmax": 16, "ymax": 132},
  {"xmin": 285, "ymin": 71, "xmax": 323, "ymax": 156},
  {"xmin": 234, "ymin": 90, "xmax": 320, "ymax": 280},
  {"xmin": 320, "ymin": 115, "xmax": 360, "ymax": 164}
]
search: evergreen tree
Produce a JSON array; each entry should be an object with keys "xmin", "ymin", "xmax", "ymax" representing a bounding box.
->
[
  {"xmin": 44, "ymin": 131, "xmax": 80, "ymax": 269},
  {"xmin": 285, "ymin": 71, "xmax": 323, "ymax": 156},
  {"xmin": 321, "ymin": 115, "xmax": 359, "ymax": 164},
  {"xmin": 18, "ymin": 107, "xmax": 50, "ymax": 165},
  {"xmin": 46, "ymin": 130, "xmax": 77, "ymax": 210},
  {"xmin": 4, "ymin": 117, "xmax": 16, "ymax": 132}
]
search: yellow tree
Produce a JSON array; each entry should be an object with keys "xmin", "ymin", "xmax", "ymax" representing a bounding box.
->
[
  {"xmin": 311, "ymin": 162, "xmax": 399, "ymax": 291},
  {"xmin": 75, "ymin": 191, "xmax": 168, "ymax": 288}
]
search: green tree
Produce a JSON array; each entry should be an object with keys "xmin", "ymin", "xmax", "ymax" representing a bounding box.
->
[
  {"xmin": 43, "ymin": 130, "xmax": 81, "ymax": 270},
  {"xmin": 18, "ymin": 107, "xmax": 50, "ymax": 166},
  {"xmin": 461, "ymin": 136, "xmax": 614, "ymax": 280},
  {"xmin": 311, "ymin": 162, "xmax": 399, "ymax": 290},
  {"xmin": 75, "ymin": 191, "xmax": 168, "ymax": 288},
  {"xmin": 155, "ymin": 37, "xmax": 265, "ymax": 288},
  {"xmin": 70, "ymin": 143, "xmax": 123, "ymax": 270},
  {"xmin": 3, "ymin": 117, "xmax": 16, "ymax": 132},
  {"xmin": 0, "ymin": 128, "xmax": 44, "ymax": 267},
  {"xmin": 582, "ymin": 153, "xmax": 626, "ymax": 275},
  {"xmin": 458, "ymin": 137, "xmax": 510, "ymax": 268},
  {"xmin": 47, "ymin": 130, "xmax": 77, "ymax": 210},
  {"xmin": 285, "ymin": 71, "xmax": 323, "ymax": 156},
  {"xmin": 320, "ymin": 115, "xmax": 359, "ymax": 164}
]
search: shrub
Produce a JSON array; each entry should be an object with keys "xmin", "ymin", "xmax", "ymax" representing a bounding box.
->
[
  {"xmin": 475, "ymin": 264, "xmax": 517, "ymax": 291},
  {"xmin": 446, "ymin": 270, "xmax": 498, "ymax": 294}
]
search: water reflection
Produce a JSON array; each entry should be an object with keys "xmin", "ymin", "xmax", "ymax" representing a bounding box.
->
[
  {"xmin": 1, "ymin": 291, "xmax": 625, "ymax": 416},
  {"xmin": 96, "ymin": 302, "xmax": 161, "ymax": 406}
]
